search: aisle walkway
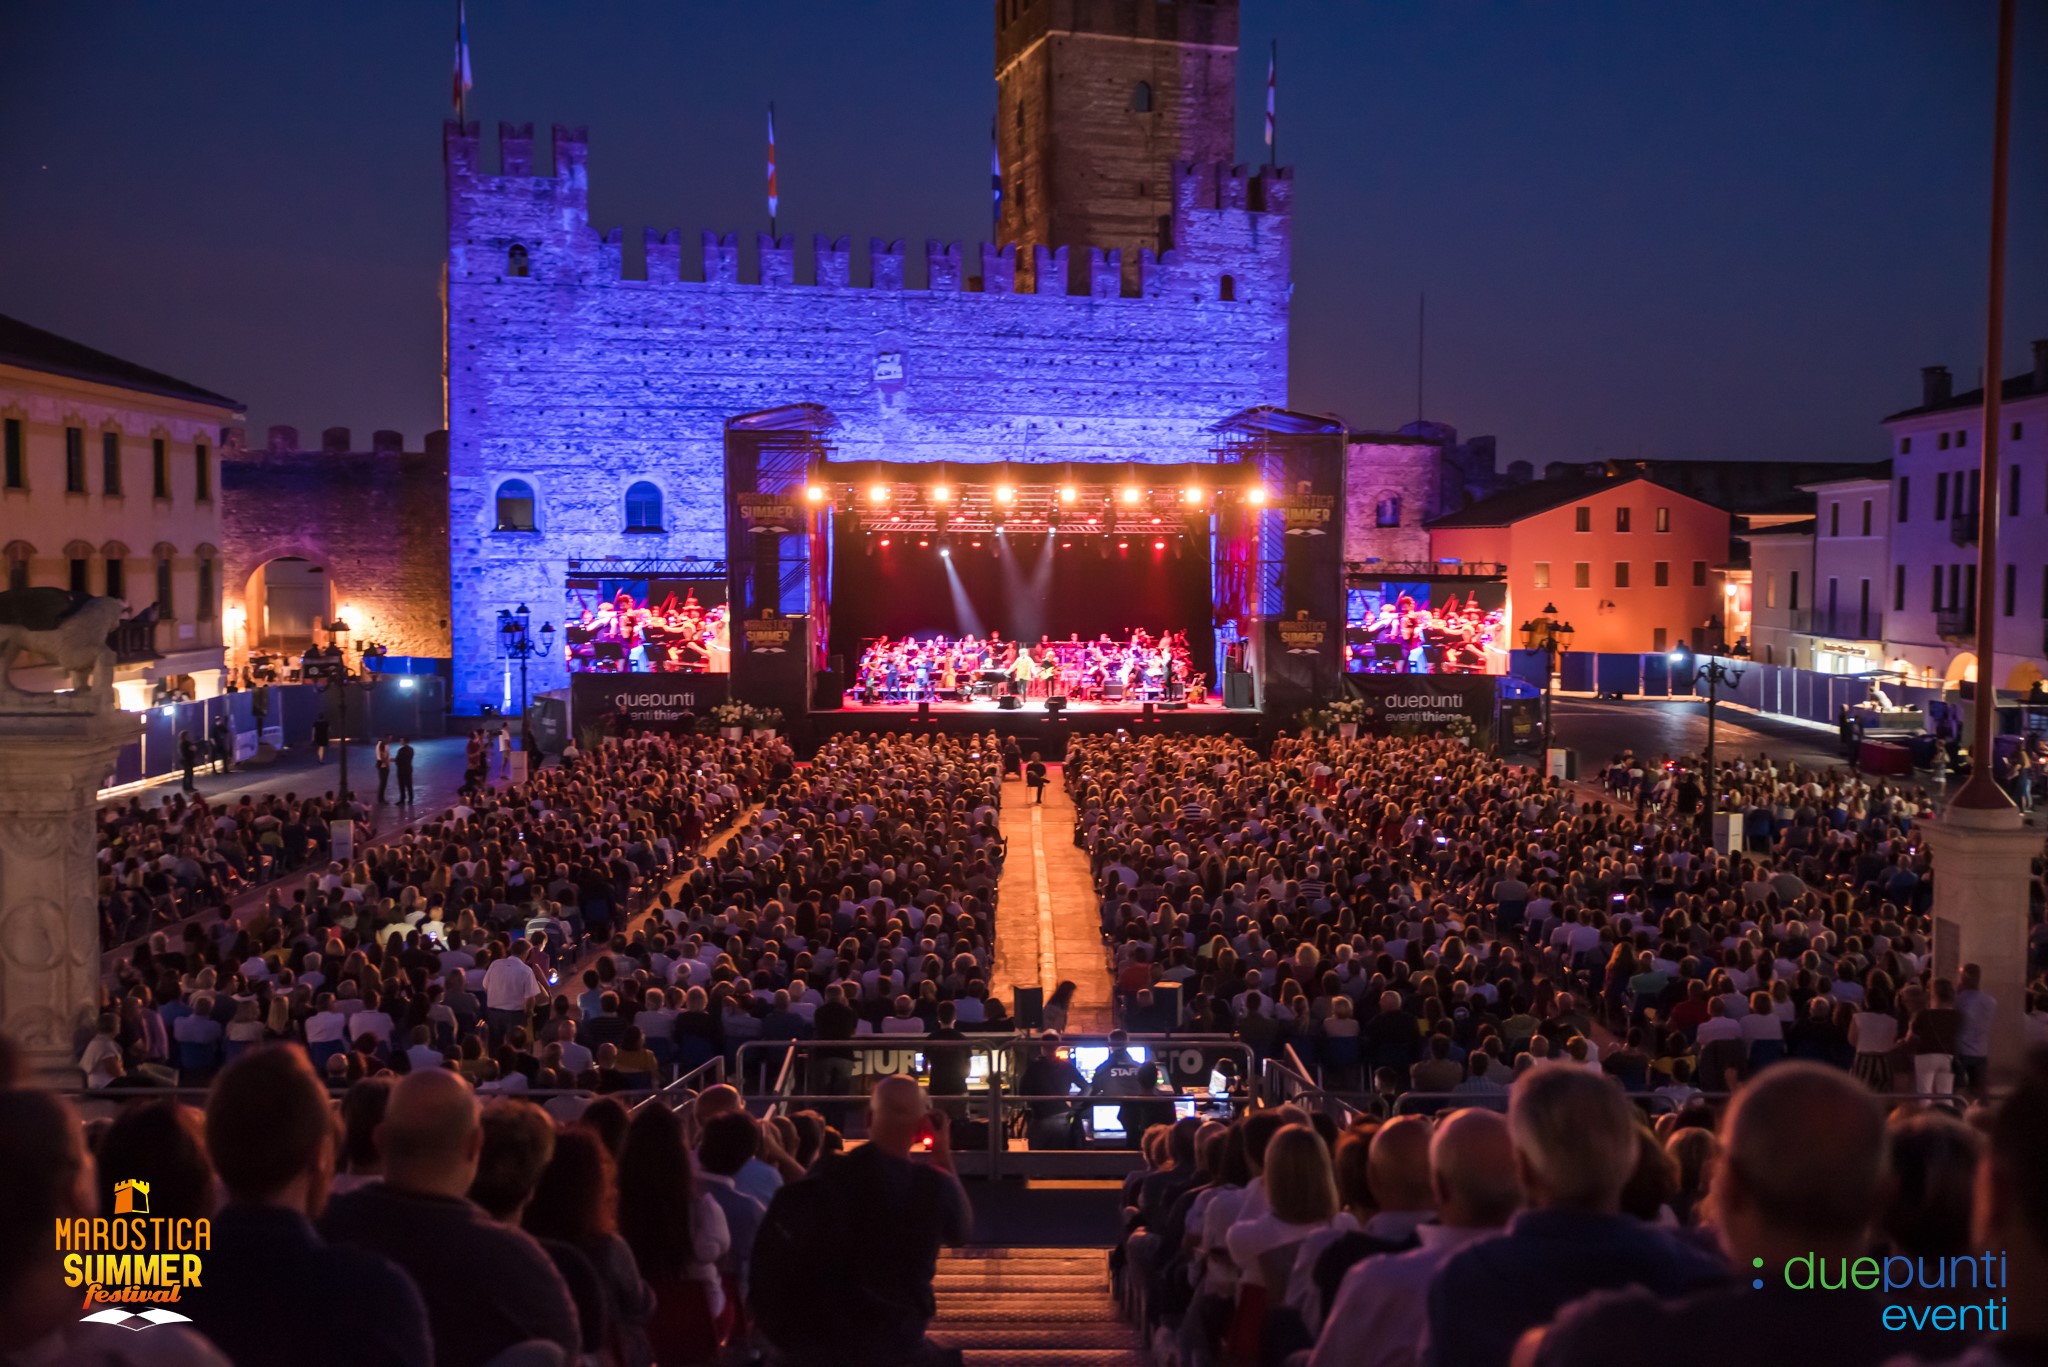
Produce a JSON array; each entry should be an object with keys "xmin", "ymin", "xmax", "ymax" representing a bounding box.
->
[{"xmin": 991, "ymin": 764, "xmax": 1116, "ymax": 1033}]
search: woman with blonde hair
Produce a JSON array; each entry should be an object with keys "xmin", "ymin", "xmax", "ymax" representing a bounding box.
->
[{"xmin": 1224, "ymin": 1124, "xmax": 1356, "ymax": 1293}]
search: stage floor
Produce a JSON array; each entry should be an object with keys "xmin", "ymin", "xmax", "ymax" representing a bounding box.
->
[
  {"xmin": 837, "ymin": 695, "xmax": 1227, "ymax": 716},
  {"xmin": 816, "ymin": 693, "xmax": 1259, "ymax": 755}
]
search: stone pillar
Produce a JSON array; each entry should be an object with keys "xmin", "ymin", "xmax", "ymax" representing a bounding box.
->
[
  {"xmin": 0, "ymin": 701, "xmax": 131, "ymax": 1082},
  {"xmin": 1922, "ymin": 802, "xmax": 2041, "ymax": 1089}
]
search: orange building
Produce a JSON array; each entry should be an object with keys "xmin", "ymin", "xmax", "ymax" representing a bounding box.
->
[{"xmin": 1428, "ymin": 474, "xmax": 1733, "ymax": 655}]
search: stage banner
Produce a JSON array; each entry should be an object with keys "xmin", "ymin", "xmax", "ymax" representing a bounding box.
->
[
  {"xmin": 569, "ymin": 673, "xmax": 730, "ymax": 733},
  {"xmin": 1351, "ymin": 675, "xmax": 1498, "ymax": 747},
  {"xmin": 733, "ymin": 610, "xmax": 810, "ymax": 725},
  {"xmin": 736, "ymin": 491, "xmax": 802, "ymax": 536},
  {"xmin": 1280, "ymin": 490, "xmax": 1335, "ymax": 536}
]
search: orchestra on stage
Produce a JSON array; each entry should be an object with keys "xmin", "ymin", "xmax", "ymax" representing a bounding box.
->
[
  {"xmin": 564, "ymin": 589, "xmax": 730, "ymax": 674},
  {"xmin": 1346, "ymin": 591, "xmax": 1506, "ymax": 675},
  {"xmin": 850, "ymin": 629, "xmax": 1203, "ymax": 705}
]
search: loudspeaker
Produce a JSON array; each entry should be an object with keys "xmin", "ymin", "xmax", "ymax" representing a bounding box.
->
[
  {"xmin": 1152, "ymin": 981, "xmax": 1184, "ymax": 1030},
  {"xmin": 1142, "ymin": 701, "xmax": 1156, "ymax": 718},
  {"xmin": 1045, "ymin": 696, "xmax": 1066, "ymax": 715},
  {"xmin": 1013, "ymin": 986, "xmax": 1045, "ymax": 1031},
  {"xmin": 918, "ymin": 701, "xmax": 932, "ymax": 720},
  {"xmin": 1157, "ymin": 698, "xmax": 1188, "ymax": 711},
  {"xmin": 999, "ymin": 695, "xmax": 1022, "ymax": 710},
  {"xmin": 1223, "ymin": 671, "xmax": 1255, "ymax": 709}
]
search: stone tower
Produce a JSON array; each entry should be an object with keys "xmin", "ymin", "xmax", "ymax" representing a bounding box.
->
[{"xmin": 995, "ymin": 0, "xmax": 1240, "ymax": 290}]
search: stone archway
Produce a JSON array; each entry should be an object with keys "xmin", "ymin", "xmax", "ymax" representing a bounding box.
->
[
  {"xmin": 1944, "ymin": 652, "xmax": 1979, "ymax": 687},
  {"xmin": 244, "ymin": 555, "xmax": 337, "ymax": 655}
]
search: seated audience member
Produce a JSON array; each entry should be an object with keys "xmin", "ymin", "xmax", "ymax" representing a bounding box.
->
[
  {"xmin": 751, "ymin": 1074, "xmax": 971, "ymax": 1367},
  {"xmin": 319, "ymin": 1067, "xmax": 581, "ymax": 1367},
  {"xmin": 1310, "ymin": 1108, "xmax": 1520, "ymax": 1367},
  {"xmin": 1526, "ymin": 1061, "xmax": 1959, "ymax": 1367},
  {"xmin": 697, "ymin": 1111, "xmax": 770, "ymax": 1311},
  {"xmin": 618, "ymin": 1101, "xmax": 732, "ymax": 1364},
  {"xmin": 93, "ymin": 1099, "xmax": 215, "ymax": 1222},
  {"xmin": 0, "ymin": 1088, "xmax": 230, "ymax": 1366},
  {"xmin": 1427, "ymin": 1067, "xmax": 1724, "ymax": 1367},
  {"xmin": 470, "ymin": 1099, "xmax": 611, "ymax": 1362},
  {"xmin": 1300, "ymin": 1115, "xmax": 1435, "ymax": 1331},
  {"xmin": 524, "ymin": 1125, "xmax": 655, "ymax": 1367},
  {"xmin": 201, "ymin": 1047, "xmax": 432, "ymax": 1367}
]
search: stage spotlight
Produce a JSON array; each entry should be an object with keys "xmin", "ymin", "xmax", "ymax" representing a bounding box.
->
[
  {"xmin": 940, "ymin": 545, "xmax": 951, "ymax": 558},
  {"xmin": 932, "ymin": 483, "xmax": 951, "ymax": 502},
  {"xmin": 805, "ymin": 484, "xmax": 824, "ymax": 502},
  {"xmin": 879, "ymin": 537, "xmax": 891, "ymax": 547},
  {"xmin": 1061, "ymin": 541, "xmax": 1073, "ymax": 548},
  {"xmin": 995, "ymin": 484, "xmax": 1015, "ymax": 504},
  {"xmin": 1185, "ymin": 485, "xmax": 1204, "ymax": 504},
  {"xmin": 869, "ymin": 483, "xmax": 890, "ymax": 503},
  {"xmin": 1247, "ymin": 485, "xmax": 1268, "ymax": 505},
  {"xmin": 1117, "ymin": 540, "xmax": 1130, "ymax": 551},
  {"xmin": 1060, "ymin": 485, "xmax": 1077, "ymax": 503},
  {"xmin": 1154, "ymin": 539, "xmax": 1167, "ymax": 550},
  {"xmin": 970, "ymin": 539, "xmax": 982, "ymax": 548},
  {"xmin": 1120, "ymin": 485, "xmax": 1141, "ymax": 505},
  {"xmin": 1150, "ymin": 517, "xmax": 1161, "ymax": 525},
  {"xmin": 917, "ymin": 538, "xmax": 929, "ymax": 547}
]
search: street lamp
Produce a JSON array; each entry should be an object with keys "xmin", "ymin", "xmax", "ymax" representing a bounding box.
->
[
  {"xmin": 498, "ymin": 604, "xmax": 555, "ymax": 720},
  {"xmin": 1518, "ymin": 603, "xmax": 1575, "ymax": 754},
  {"xmin": 1670, "ymin": 635, "xmax": 1745, "ymax": 845},
  {"xmin": 301, "ymin": 618, "xmax": 382, "ymax": 801}
]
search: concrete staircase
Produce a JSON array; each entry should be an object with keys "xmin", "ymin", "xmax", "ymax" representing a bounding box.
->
[{"xmin": 929, "ymin": 1246, "xmax": 1145, "ymax": 1366}]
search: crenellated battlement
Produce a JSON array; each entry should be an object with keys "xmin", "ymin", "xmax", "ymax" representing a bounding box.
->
[{"xmin": 447, "ymin": 122, "xmax": 1287, "ymax": 302}]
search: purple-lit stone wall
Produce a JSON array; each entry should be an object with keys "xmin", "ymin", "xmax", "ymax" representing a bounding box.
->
[{"xmin": 444, "ymin": 123, "xmax": 1290, "ymax": 709}]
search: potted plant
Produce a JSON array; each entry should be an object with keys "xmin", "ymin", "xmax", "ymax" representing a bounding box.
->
[
  {"xmin": 1327, "ymin": 697, "xmax": 1366, "ymax": 740},
  {"xmin": 709, "ymin": 701, "xmax": 749, "ymax": 740},
  {"xmin": 749, "ymin": 705, "xmax": 784, "ymax": 741},
  {"xmin": 1297, "ymin": 705, "xmax": 1328, "ymax": 737}
]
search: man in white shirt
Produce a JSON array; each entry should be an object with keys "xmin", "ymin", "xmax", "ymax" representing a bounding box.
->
[
  {"xmin": 1309, "ymin": 1109, "xmax": 1520, "ymax": 1367},
  {"xmin": 481, "ymin": 941, "xmax": 545, "ymax": 1044}
]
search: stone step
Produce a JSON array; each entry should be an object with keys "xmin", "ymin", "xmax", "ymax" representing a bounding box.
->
[
  {"xmin": 929, "ymin": 1325, "xmax": 1144, "ymax": 1350},
  {"xmin": 932, "ymin": 1297, "xmax": 1123, "ymax": 1325},
  {"xmin": 959, "ymin": 1351, "xmax": 1147, "ymax": 1367}
]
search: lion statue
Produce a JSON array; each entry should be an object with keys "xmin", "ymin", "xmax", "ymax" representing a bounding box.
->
[{"xmin": 0, "ymin": 589, "xmax": 125, "ymax": 698}]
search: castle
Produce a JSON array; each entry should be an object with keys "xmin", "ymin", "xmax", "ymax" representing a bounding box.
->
[{"xmin": 443, "ymin": 0, "xmax": 1292, "ymax": 710}]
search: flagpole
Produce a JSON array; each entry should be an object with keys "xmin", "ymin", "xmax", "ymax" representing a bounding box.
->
[
  {"xmin": 768, "ymin": 102, "xmax": 777, "ymax": 240},
  {"xmin": 1269, "ymin": 40, "xmax": 1277, "ymax": 168}
]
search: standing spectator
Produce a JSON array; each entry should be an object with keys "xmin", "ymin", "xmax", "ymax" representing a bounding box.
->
[
  {"xmin": 179, "ymin": 729, "xmax": 200, "ymax": 792},
  {"xmin": 1900, "ymin": 977, "xmax": 1962, "ymax": 1097},
  {"xmin": 1425, "ymin": 1067, "xmax": 1722, "ymax": 1367},
  {"xmin": 1026, "ymin": 751, "xmax": 1047, "ymax": 804},
  {"xmin": 210, "ymin": 713, "xmax": 232, "ymax": 774},
  {"xmin": 697, "ymin": 1112, "xmax": 770, "ymax": 1320},
  {"xmin": 1954, "ymin": 963, "xmax": 1996, "ymax": 1092},
  {"xmin": 395, "ymin": 737, "xmax": 416, "ymax": 805},
  {"xmin": 312, "ymin": 713, "xmax": 330, "ymax": 762},
  {"xmin": 375, "ymin": 736, "xmax": 393, "ymax": 804},
  {"xmin": 319, "ymin": 1068, "xmax": 580, "ymax": 1367},
  {"xmin": 1310, "ymin": 1110, "xmax": 1519, "ymax": 1367},
  {"xmin": 618, "ymin": 1101, "xmax": 731, "ymax": 1364},
  {"xmin": 481, "ymin": 941, "xmax": 544, "ymax": 1045},
  {"xmin": 201, "ymin": 1047, "xmax": 432, "ymax": 1367}
]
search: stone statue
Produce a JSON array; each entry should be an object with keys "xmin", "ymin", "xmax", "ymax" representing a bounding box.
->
[{"xmin": 0, "ymin": 589, "xmax": 123, "ymax": 700}]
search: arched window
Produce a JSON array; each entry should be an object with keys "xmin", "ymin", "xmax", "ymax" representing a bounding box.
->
[
  {"xmin": 508, "ymin": 243, "xmax": 530, "ymax": 278},
  {"xmin": 495, "ymin": 479, "xmax": 536, "ymax": 532},
  {"xmin": 624, "ymin": 481, "xmax": 663, "ymax": 532},
  {"xmin": 3, "ymin": 540, "xmax": 31, "ymax": 593},
  {"xmin": 1375, "ymin": 494, "xmax": 1402, "ymax": 528},
  {"xmin": 1132, "ymin": 81, "xmax": 1154, "ymax": 113},
  {"xmin": 1219, "ymin": 274, "xmax": 1237, "ymax": 302}
]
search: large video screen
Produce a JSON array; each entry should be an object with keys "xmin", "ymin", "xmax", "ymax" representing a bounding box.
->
[
  {"xmin": 1346, "ymin": 579, "xmax": 1507, "ymax": 675},
  {"xmin": 563, "ymin": 578, "xmax": 729, "ymax": 674}
]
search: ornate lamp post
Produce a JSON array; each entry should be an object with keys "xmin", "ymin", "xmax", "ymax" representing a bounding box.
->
[
  {"xmin": 1518, "ymin": 602, "xmax": 1575, "ymax": 753},
  {"xmin": 497, "ymin": 604, "xmax": 554, "ymax": 720},
  {"xmin": 301, "ymin": 618, "xmax": 382, "ymax": 800},
  {"xmin": 1670, "ymin": 633, "xmax": 1744, "ymax": 843}
]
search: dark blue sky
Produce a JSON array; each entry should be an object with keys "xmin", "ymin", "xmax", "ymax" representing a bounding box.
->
[{"xmin": 4, "ymin": 2, "xmax": 2044, "ymax": 464}]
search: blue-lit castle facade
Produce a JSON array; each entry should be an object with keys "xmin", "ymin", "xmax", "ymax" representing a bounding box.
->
[{"xmin": 443, "ymin": 3, "xmax": 1291, "ymax": 711}]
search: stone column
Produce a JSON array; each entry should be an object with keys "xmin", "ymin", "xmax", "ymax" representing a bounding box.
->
[
  {"xmin": 1923, "ymin": 802, "xmax": 2041, "ymax": 1089},
  {"xmin": 0, "ymin": 699, "xmax": 131, "ymax": 1082}
]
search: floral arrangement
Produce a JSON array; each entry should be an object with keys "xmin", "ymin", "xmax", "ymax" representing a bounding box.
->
[
  {"xmin": 703, "ymin": 702, "xmax": 785, "ymax": 733},
  {"xmin": 1325, "ymin": 697, "xmax": 1367, "ymax": 725}
]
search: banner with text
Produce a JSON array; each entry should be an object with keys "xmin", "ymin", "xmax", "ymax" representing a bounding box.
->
[{"xmin": 1351, "ymin": 674, "xmax": 1498, "ymax": 746}]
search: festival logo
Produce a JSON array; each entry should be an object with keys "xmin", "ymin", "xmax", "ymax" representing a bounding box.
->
[
  {"xmin": 737, "ymin": 491, "xmax": 801, "ymax": 535},
  {"xmin": 742, "ymin": 611, "xmax": 796, "ymax": 654},
  {"xmin": 1277, "ymin": 612, "xmax": 1328, "ymax": 655},
  {"xmin": 57, "ymin": 1178, "xmax": 208, "ymax": 1323},
  {"xmin": 1281, "ymin": 484, "xmax": 1334, "ymax": 536}
]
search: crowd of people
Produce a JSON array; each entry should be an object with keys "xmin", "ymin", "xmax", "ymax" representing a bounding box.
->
[{"xmin": 853, "ymin": 628, "xmax": 1201, "ymax": 704}]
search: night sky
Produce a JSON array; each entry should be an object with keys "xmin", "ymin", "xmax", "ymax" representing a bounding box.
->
[{"xmin": 4, "ymin": 2, "xmax": 2044, "ymax": 465}]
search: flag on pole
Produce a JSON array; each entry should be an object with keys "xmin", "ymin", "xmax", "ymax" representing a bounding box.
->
[
  {"xmin": 1263, "ymin": 44, "xmax": 1276, "ymax": 158},
  {"xmin": 452, "ymin": 0, "xmax": 473, "ymax": 119},
  {"xmin": 766, "ymin": 105, "xmax": 779, "ymax": 226},
  {"xmin": 990, "ymin": 117, "xmax": 1002, "ymax": 231}
]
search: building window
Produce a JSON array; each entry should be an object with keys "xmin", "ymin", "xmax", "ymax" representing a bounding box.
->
[
  {"xmin": 69, "ymin": 557, "xmax": 89, "ymax": 594},
  {"xmin": 197, "ymin": 558, "xmax": 216, "ymax": 621},
  {"xmin": 1614, "ymin": 562, "xmax": 1631, "ymax": 588},
  {"xmin": 1956, "ymin": 429, "xmax": 1968, "ymax": 448},
  {"xmin": 495, "ymin": 478, "xmax": 537, "ymax": 531},
  {"xmin": 101, "ymin": 431, "xmax": 121, "ymax": 495},
  {"xmin": 1654, "ymin": 561, "xmax": 1670, "ymax": 587},
  {"xmin": 1932, "ymin": 564, "xmax": 1943, "ymax": 610},
  {"xmin": 1939, "ymin": 432, "xmax": 1951, "ymax": 451},
  {"xmin": 1615, "ymin": 507, "xmax": 1632, "ymax": 533},
  {"xmin": 1829, "ymin": 503, "xmax": 1839, "ymax": 537},
  {"xmin": 508, "ymin": 243, "xmax": 530, "ymax": 278},
  {"xmin": 1574, "ymin": 507, "xmax": 1591, "ymax": 533},
  {"xmin": 5, "ymin": 557, "xmax": 24, "ymax": 592},
  {"xmin": 2010, "ymin": 465, "xmax": 2021, "ymax": 517},
  {"xmin": 2, "ymin": 418, "xmax": 21, "ymax": 489},
  {"xmin": 1374, "ymin": 494, "xmax": 1400, "ymax": 527},
  {"xmin": 1789, "ymin": 570, "xmax": 1800, "ymax": 610},
  {"xmin": 1132, "ymin": 80, "xmax": 1153, "ymax": 113},
  {"xmin": 194, "ymin": 443, "xmax": 211, "ymax": 501},
  {"xmin": 1655, "ymin": 507, "xmax": 1670, "ymax": 533},
  {"xmin": 1900, "ymin": 436, "xmax": 1912, "ymax": 454},
  {"xmin": 1653, "ymin": 627, "xmax": 1668, "ymax": 653},
  {"xmin": 1219, "ymin": 274, "xmax": 1237, "ymax": 302},
  {"xmin": 624, "ymin": 481, "xmax": 663, "ymax": 532},
  {"xmin": 65, "ymin": 427, "xmax": 85, "ymax": 493},
  {"xmin": 1860, "ymin": 500, "xmax": 1871, "ymax": 535},
  {"xmin": 2004, "ymin": 562, "xmax": 2017, "ymax": 617},
  {"xmin": 152, "ymin": 439, "xmax": 170, "ymax": 498},
  {"xmin": 1895, "ymin": 564, "xmax": 1905, "ymax": 612},
  {"xmin": 1765, "ymin": 572, "xmax": 1776, "ymax": 609},
  {"xmin": 157, "ymin": 558, "xmax": 175, "ymax": 618},
  {"xmin": 1935, "ymin": 472, "xmax": 1949, "ymax": 520},
  {"xmin": 2014, "ymin": 421, "xmax": 2024, "ymax": 441},
  {"xmin": 1898, "ymin": 476, "xmax": 1910, "ymax": 522},
  {"xmin": 1693, "ymin": 560, "xmax": 1708, "ymax": 587},
  {"xmin": 1573, "ymin": 562, "xmax": 1591, "ymax": 589},
  {"xmin": 1533, "ymin": 561, "xmax": 1551, "ymax": 589},
  {"xmin": 105, "ymin": 556, "xmax": 125, "ymax": 601}
]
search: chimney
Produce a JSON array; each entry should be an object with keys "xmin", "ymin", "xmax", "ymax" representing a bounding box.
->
[
  {"xmin": 266, "ymin": 424, "xmax": 299, "ymax": 454},
  {"xmin": 1921, "ymin": 365, "xmax": 1952, "ymax": 408},
  {"xmin": 371, "ymin": 429, "xmax": 403, "ymax": 456},
  {"xmin": 424, "ymin": 429, "xmax": 450, "ymax": 462},
  {"xmin": 320, "ymin": 427, "xmax": 351, "ymax": 455},
  {"xmin": 2033, "ymin": 338, "xmax": 2048, "ymax": 393}
]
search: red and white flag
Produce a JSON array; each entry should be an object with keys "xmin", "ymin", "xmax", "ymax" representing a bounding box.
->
[
  {"xmin": 766, "ymin": 105, "xmax": 779, "ymax": 223},
  {"xmin": 453, "ymin": 0, "xmax": 473, "ymax": 117},
  {"xmin": 1263, "ymin": 46, "xmax": 1276, "ymax": 151}
]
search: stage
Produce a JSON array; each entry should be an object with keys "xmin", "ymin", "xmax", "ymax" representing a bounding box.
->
[{"xmin": 813, "ymin": 693, "xmax": 1261, "ymax": 754}]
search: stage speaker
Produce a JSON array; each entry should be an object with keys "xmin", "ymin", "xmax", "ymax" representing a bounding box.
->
[
  {"xmin": 1152, "ymin": 981, "xmax": 1184, "ymax": 1030},
  {"xmin": 1158, "ymin": 698, "xmax": 1188, "ymax": 711},
  {"xmin": 998, "ymin": 695, "xmax": 1022, "ymax": 711},
  {"xmin": 1142, "ymin": 701, "xmax": 1156, "ymax": 718},
  {"xmin": 918, "ymin": 701, "xmax": 932, "ymax": 720},
  {"xmin": 1046, "ymin": 696, "xmax": 1066, "ymax": 715},
  {"xmin": 1013, "ymin": 986, "xmax": 1045, "ymax": 1031},
  {"xmin": 1223, "ymin": 671, "xmax": 1255, "ymax": 709}
]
